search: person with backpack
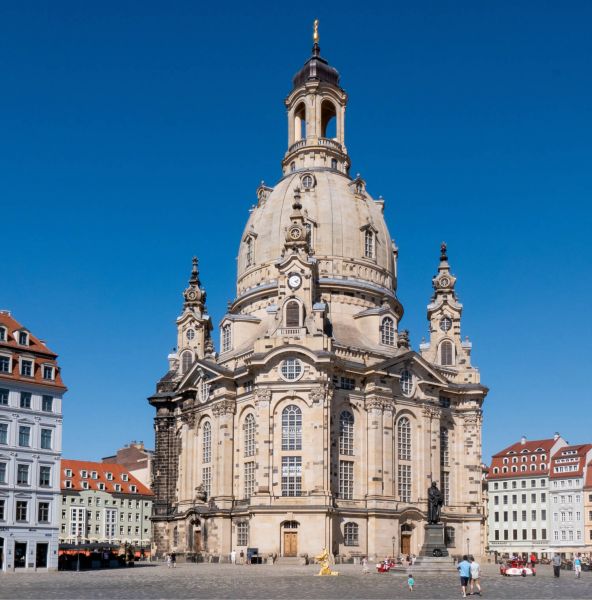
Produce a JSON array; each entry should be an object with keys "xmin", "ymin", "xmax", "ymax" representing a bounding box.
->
[{"xmin": 457, "ymin": 555, "xmax": 472, "ymax": 598}]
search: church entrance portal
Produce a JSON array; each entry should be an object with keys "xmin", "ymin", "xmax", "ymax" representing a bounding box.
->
[
  {"xmin": 282, "ymin": 521, "xmax": 299, "ymax": 557},
  {"xmin": 401, "ymin": 524, "xmax": 412, "ymax": 556}
]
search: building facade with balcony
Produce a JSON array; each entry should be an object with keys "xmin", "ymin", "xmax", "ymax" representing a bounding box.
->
[
  {"xmin": 486, "ymin": 435, "xmax": 566, "ymax": 559},
  {"xmin": 149, "ymin": 27, "xmax": 489, "ymax": 562},
  {"xmin": 59, "ymin": 460, "xmax": 153, "ymax": 550},
  {"xmin": 548, "ymin": 444, "xmax": 592, "ymax": 556},
  {"xmin": 0, "ymin": 310, "xmax": 66, "ymax": 571}
]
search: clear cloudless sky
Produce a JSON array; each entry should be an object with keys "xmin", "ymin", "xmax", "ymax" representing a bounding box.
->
[{"xmin": 1, "ymin": 1, "xmax": 591, "ymax": 462}]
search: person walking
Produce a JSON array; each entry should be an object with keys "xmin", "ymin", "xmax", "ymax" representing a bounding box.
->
[
  {"xmin": 407, "ymin": 573, "xmax": 415, "ymax": 591},
  {"xmin": 230, "ymin": 549, "xmax": 236, "ymax": 565},
  {"xmin": 170, "ymin": 551, "xmax": 177, "ymax": 568},
  {"xmin": 469, "ymin": 556, "xmax": 482, "ymax": 596},
  {"xmin": 574, "ymin": 554, "xmax": 582, "ymax": 579},
  {"xmin": 457, "ymin": 555, "xmax": 472, "ymax": 598},
  {"xmin": 530, "ymin": 552, "xmax": 537, "ymax": 568},
  {"xmin": 361, "ymin": 556, "xmax": 369, "ymax": 574},
  {"xmin": 166, "ymin": 553, "xmax": 172, "ymax": 569},
  {"xmin": 552, "ymin": 553, "xmax": 561, "ymax": 578}
]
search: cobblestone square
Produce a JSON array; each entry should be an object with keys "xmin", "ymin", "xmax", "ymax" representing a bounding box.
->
[{"xmin": 0, "ymin": 563, "xmax": 591, "ymax": 599}]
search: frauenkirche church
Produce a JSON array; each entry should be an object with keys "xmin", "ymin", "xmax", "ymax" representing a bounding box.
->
[{"xmin": 149, "ymin": 27, "xmax": 488, "ymax": 562}]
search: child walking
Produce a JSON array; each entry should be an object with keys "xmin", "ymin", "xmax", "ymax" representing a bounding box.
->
[{"xmin": 407, "ymin": 573, "xmax": 415, "ymax": 591}]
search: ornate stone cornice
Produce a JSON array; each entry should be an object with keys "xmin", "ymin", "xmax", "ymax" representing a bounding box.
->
[
  {"xmin": 254, "ymin": 387, "xmax": 272, "ymax": 406},
  {"xmin": 180, "ymin": 411, "xmax": 196, "ymax": 429},
  {"xmin": 212, "ymin": 399, "xmax": 236, "ymax": 416},
  {"xmin": 422, "ymin": 405, "xmax": 442, "ymax": 419},
  {"xmin": 309, "ymin": 385, "xmax": 330, "ymax": 405},
  {"xmin": 460, "ymin": 410, "xmax": 482, "ymax": 426},
  {"xmin": 365, "ymin": 397, "xmax": 386, "ymax": 412}
]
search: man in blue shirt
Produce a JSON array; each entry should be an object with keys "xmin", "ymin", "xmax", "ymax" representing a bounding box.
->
[{"xmin": 457, "ymin": 555, "xmax": 472, "ymax": 598}]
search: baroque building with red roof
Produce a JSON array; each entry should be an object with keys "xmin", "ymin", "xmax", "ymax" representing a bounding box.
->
[
  {"xmin": 149, "ymin": 29, "xmax": 488, "ymax": 562},
  {"xmin": 0, "ymin": 310, "xmax": 66, "ymax": 571}
]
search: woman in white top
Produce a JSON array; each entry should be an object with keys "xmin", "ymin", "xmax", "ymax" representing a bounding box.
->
[{"xmin": 470, "ymin": 557, "xmax": 482, "ymax": 596}]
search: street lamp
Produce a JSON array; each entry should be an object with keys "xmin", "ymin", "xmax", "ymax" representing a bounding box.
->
[
  {"xmin": 466, "ymin": 537, "xmax": 470, "ymax": 557},
  {"xmin": 392, "ymin": 536, "xmax": 396, "ymax": 560}
]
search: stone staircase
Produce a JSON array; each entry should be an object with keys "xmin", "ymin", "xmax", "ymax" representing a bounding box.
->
[{"xmin": 275, "ymin": 556, "xmax": 303, "ymax": 566}]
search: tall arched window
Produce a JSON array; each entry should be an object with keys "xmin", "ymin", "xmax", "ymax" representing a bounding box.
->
[
  {"xmin": 199, "ymin": 379, "xmax": 210, "ymax": 403},
  {"xmin": 339, "ymin": 411, "xmax": 354, "ymax": 455},
  {"xmin": 440, "ymin": 340, "xmax": 454, "ymax": 366},
  {"xmin": 245, "ymin": 238, "xmax": 254, "ymax": 268},
  {"xmin": 321, "ymin": 100, "xmax": 337, "ymax": 139},
  {"xmin": 243, "ymin": 413, "xmax": 255, "ymax": 457},
  {"xmin": 381, "ymin": 317, "xmax": 395, "ymax": 346},
  {"xmin": 181, "ymin": 351, "xmax": 193, "ymax": 374},
  {"xmin": 202, "ymin": 421, "xmax": 211, "ymax": 464},
  {"xmin": 397, "ymin": 417, "xmax": 412, "ymax": 502},
  {"xmin": 285, "ymin": 300, "xmax": 300, "ymax": 328},
  {"xmin": 222, "ymin": 324, "xmax": 232, "ymax": 353},
  {"xmin": 440, "ymin": 427, "xmax": 449, "ymax": 467},
  {"xmin": 281, "ymin": 405, "xmax": 302, "ymax": 450},
  {"xmin": 364, "ymin": 230, "xmax": 375, "ymax": 258},
  {"xmin": 397, "ymin": 417, "xmax": 411, "ymax": 461},
  {"xmin": 294, "ymin": 103, "xmax": 306, "ymax": 141},
  {"xmin": 344, "ymin": 522, "xmax": 359, "ymax": 546}
]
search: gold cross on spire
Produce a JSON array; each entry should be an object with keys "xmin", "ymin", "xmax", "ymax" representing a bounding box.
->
[{"xmin": 313, "ymin": 19, "xmax": 319, "ymax": 44}]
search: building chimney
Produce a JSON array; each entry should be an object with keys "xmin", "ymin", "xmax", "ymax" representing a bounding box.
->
[
  {"xmin": 554, "ymin": 432, "xmax": 560, "ymax": 441},
  {"xmin": 520, "ymin": 435, "xmax": 526, "ymax": 445}
]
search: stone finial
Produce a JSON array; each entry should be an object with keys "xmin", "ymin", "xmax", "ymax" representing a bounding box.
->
[
  {"xmin": 183, "ymin": 256, "xmax": 206, "ymax": 310},
  {"xmin": 440, "ymin": 242, "xmax": 448, "ymax": 262}
]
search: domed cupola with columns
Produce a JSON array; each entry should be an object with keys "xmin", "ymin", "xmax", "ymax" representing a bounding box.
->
[{"xmin": 149, "ymin": 22, "xmax": 489, "ymax": 564}]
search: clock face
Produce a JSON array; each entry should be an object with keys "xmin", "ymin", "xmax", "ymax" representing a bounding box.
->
[
  {"xmin": 289, "ymin": 226, "xmax": 302, "ymax": 240},
  {"xmin": 439, "ymin": 277, "xmax": 450, "ymax": 288},
  {"xmin": 288, "ymin": 274, "xmax": 302, "ymax": 289}
]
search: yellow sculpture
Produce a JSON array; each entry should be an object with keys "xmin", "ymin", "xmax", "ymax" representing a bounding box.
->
[
  {"xmin": 313, "ymin": 19, "xmax": 319, "ymax": 44},
  {"xmin": 315, "ymin": 547, "xmax": 339, "ymax": 576}
]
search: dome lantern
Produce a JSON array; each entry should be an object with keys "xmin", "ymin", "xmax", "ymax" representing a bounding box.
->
[{"xmin": 282, "ymin": 21, "xmax": 350, "ymax": 176}]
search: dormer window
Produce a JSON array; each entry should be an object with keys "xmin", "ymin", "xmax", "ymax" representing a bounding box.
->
[
  {"xmin": 81, "ymin": 481, "xmax": 89, "ymax": 489},
  {"xmin": 80, "ymin": 470, "xmax": 88, "ymax": 479},
  {"xmin": 18, "ymin": 331, "xmax": 29, "ymax": 346},
  {"xmin": 91, "ymin": 471, "xmax": 98, "ymax": 479},
  {"xmin": 106, "ymin": 472, "xmax": 113, "ymax": 481},
  {"xmin": 121, "ymin": 473, "xmax": 129, "ymax": 482},
  {"xmin": 0, "ymin": 327, "xmax": 6, "ymax": 341},
  {"xmin": 20, "ymin": 359, "xmax": 33, "ymax": 377},
  {"xmin": 98, "ymin": 482, "xmax": 105, "ymax": 491},
  {"xmin": 42, "ymin": 365, "xmax": 55, "ymax": 380},
  {"xmin": 130, "ymin": 485, "xmax": 137, "ymax": 493},
  {"xmin": 222, "ymin": 324, "xmax": 232, "ymax": 353},
  {"xmin": 65, "ymin": 480, "xmax": 72, "ymax": 489},
  {"xmin": 114, "ymin": 484, "xmax": 121, "ymax": 492},
  {"xmin": 364, "ymin": 230, "xmax": 375, "ymax": 259},
  {"xmin": 380, "ymin": 317, "xmax": 395, "ymax": 346},
  {"xmin": 65, "ymin": 469, "xmax": 73, "ymax": 477}
]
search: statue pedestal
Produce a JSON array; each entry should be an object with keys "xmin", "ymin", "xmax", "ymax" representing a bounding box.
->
[{"xmin": 420, "ymin": 524, "xmax": 449, "ymax": 557}]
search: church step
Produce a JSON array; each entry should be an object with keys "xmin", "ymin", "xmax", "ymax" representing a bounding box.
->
[{"xmin": 275, "ymin": 556, "xmax": 302, "ymax": 565}]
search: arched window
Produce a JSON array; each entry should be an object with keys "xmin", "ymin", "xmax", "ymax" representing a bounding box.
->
[
  {"xmin": 440, "ymin": 340, "xmax": 454, "ymax": 366},
  {"xmin": 245, "ymin": 238, "xmax": 254, "ymax": 268},
  {"xmin": 440, "ymin": 427, "xmax": 449, "ymax": 467},
  {"xmin": 397, "ymin": 417, "xmax": 412, "ymax": 502},
  {"xmin": 181, "ymin": 351, "xmax": 193, "ymax": 374},
  {"xmin": 364, "ymin": 230, "xmax": 375, "ymax": 258},
  {"xmin": 199, "ymin": 379, "xmax": 210, "ymax": 403},
  {"xmin": 344, "ymin": 522, "xmax": 359, "ymax": 546},
  {"xmin": 243, "ymin": 413, "xmax": 255, "ymax": 457},
  {"xmin": 397, "ymin": 417, "xmax": 411, "ymax": 461},
  {"xmin": 400, "ymin": 370, "xmax": 413, "ymax": 396},
  {"xmin": 281, "ymin": 405, "xmax": 302, "ymax": 450},
  {"xmin": 294, "ymin": 103, "xmax": 306, "ymax": 141},
  {"xmin": 222, "ymin": 324, "xmax": 232, "ymax": 353},
  {"xmin": 321, "ymin": 100, "xmax": 337, "ymax": 139},
  {"xmin": 285, "ymin": 300, "xmax": 300, "ymax": 328},
  {"xmin": 339, "ymin": 411, "xmax": 354, "ymax": 456},
  {"xmin": 381, "ymin": 317, "xmax": 395, "ymax": 346},
  {"xmin": 202, "ymin": 421, "xmax": 211, "ymax": 464}
]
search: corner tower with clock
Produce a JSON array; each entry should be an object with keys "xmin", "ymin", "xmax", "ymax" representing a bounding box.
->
[{"xmin": 149, "ymin": 22, "xmax": 488, "ymax": 565}]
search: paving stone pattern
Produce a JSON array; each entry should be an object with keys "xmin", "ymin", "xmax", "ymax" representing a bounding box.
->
[{"xmin": 0, "ymin": 562, "xmax": 591, "ymax": 599}]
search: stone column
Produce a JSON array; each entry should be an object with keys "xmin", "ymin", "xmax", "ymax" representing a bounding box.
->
[
  {"xmin": 254, "ymin": 388, "xmax": 272, "ymax": 497},
  {"xmin": 382, "ymin": 403, "xmax": 395, "ymax": 498},
  {"xmin": 309, "ymin": 385, "xmax": 331, "ymax": 496},
  {"xmin": 365, "ymin": 397, "xmax": 384, "ymax": 498},
  {"xmin": 213, "ymin": 400, "xmax": 236, "ymax": 504}
]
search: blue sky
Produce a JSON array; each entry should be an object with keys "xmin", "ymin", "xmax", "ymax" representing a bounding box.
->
[{"xmin": 1, "ymin": 2, "xmax": 590, "ymax": 462}]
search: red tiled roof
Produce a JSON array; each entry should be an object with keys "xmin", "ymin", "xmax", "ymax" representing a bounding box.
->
[
  {"xmin": 0, "ymin": 311, "xmax": 66, "ymax": 391},
  {"xmin": 61, "ymin": 459, "xmax": 153, "ymax": 496},
  {"xmin": 549, "ymin": 444, "xmax": 592, "ymax": 479},
  {"xmin": 487, "ymin": 438, "xmax": 556, "ymax": 480}
]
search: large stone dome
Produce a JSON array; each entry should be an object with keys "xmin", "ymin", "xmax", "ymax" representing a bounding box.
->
[{"xmin": 236, "ymin": 169, "xmax": 398, "ymax": 303}]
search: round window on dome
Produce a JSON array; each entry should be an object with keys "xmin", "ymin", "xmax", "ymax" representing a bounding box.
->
[
  {"xmin": 301, "ymin": 174, "xmax": 315, "ymax": 190},
  {"xmin": 186, "ymin": 329, "xmax": 195, "ymax": 340},
  {"xmin": 439, "ymin": 317, "xmax": 452, "ymax": 332},
  {"xmin": 400, "ymin": 370, "xmax": 413, "ymax": 396},
  {"xmin": 280, "ymin": 358, "xmax": 303, "ymax": 381}
]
